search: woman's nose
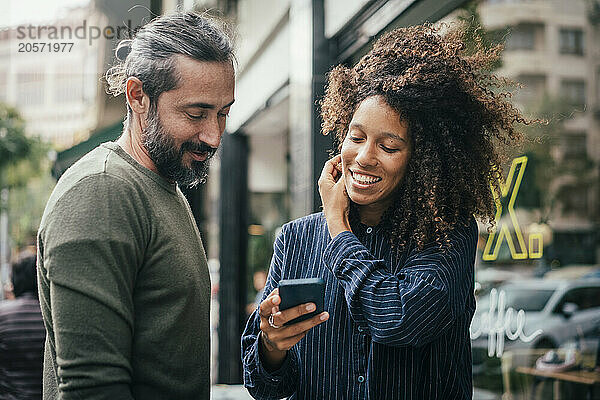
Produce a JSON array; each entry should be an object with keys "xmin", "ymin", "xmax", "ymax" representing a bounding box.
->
[{"xmin": 355, "ymin": 143, "xmax": 377, "ymax": 167}]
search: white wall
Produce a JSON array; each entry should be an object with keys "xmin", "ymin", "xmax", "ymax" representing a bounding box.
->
[
  {"xmin": 227, "ymin": 21, "xmax": 290, "ymax": 132},
  {"xmin": 235, "ymin": 0, "xmax": 290, "ymax": 69},
  {"xmin": 248, "ymin": 132, "xmax": 287, "ymax": 192},
  {"xmin": 324, "ymin": 0, "xmax": 370, "ymax": 38}
]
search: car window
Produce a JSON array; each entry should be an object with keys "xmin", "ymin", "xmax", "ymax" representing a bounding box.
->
[
  {"xmin": 477, "ymin": 288, "xmax": 555, "ymax": 312},
  {"xmin": 503, "ymin": 288, "xmax": 555, "ymax": 312},
  {"xmin": 587, "ymin": 288, "xmax": 600, "ymax": 308},
  {"xmin": 555, "ymin": 287, "xmax": 600, "ymax": 311}
]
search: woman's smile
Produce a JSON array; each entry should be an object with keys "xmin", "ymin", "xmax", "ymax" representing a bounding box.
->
[{"xmin": 349, "ymin": 169, "xmax": 382, "ymax": 187}]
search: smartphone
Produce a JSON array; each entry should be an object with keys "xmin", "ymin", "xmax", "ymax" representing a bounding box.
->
[{"xmin": 278, "ymin": 278, "xmax": 325, "ymax": 326}]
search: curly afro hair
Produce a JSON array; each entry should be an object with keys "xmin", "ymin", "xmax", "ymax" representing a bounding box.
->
[{"xmin": 320, "ymin": 23, "xmax": 530, "ymax": 251}]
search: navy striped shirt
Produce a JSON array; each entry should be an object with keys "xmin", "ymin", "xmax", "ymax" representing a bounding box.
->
[
  {"xmin": 0, "ymin": 293, "xmax": 45, "ymax": 400},
  {"xmin": 242, "ymin": 212, "xmax": 476, "ymax": 399}
]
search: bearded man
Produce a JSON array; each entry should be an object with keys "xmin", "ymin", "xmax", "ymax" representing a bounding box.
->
[{"xmin": 36, "ymin": 12, "xmax": 235, "ymax": 400}]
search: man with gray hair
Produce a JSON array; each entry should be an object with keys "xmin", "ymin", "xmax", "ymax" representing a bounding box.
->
[{"xmin": 37, "ymin": 12, "xmax": 235, "ymax": 399}]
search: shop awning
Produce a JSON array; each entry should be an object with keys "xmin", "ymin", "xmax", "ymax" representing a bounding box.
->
[{"xmin": 52, "ymin": 121, "xmax": 123, "ymax": 179}]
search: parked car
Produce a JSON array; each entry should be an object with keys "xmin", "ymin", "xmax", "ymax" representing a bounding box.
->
[{"xmin": 470, "ymin": 279, "xmax": 600, "ymax": 373}]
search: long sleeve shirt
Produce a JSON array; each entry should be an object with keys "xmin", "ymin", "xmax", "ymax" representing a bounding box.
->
[
  {"xmin": 241, "ymin": 212, "xmax": 477, "ymax": 400},
  {"xmin": 37, "ymin": 142, "xmax": 211, "ymax": 400}
]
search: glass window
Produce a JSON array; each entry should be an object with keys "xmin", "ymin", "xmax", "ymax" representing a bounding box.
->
[
  {"xmin": 560, "ymin": 79, "xmax": 586, "ymax": 107},
  {"xmin": 556, "ymin": 287, "xmax": 600, "ymax": 311},
  {"xmin": 586, "ymin": 288, "xmax": 600, "ymax": 309},
  {"xmin": 16, "ymin": 71, "xmax": 44, "ymax": 107},
  {"xmin": 515, "ymin": 74, "xmax": 546, "ymax": 105},
  {"xmin": 560, "ymin": 133, "xmax": 587, "ymax": 160},
  {"xmin": 504, "ymin": 288, "xmax": 555, "ymax": 311},
  {"xmin": 505, "ymin": 24, "xmax": 538, "ymax": 50},
  {"xmin": 54, "ymin": 75, "xmax": 83, "ymax": 104},
  {"xmin": 554, "ymin": 183, "xmax": 589, "ymax": 222},
  {"xmin": 476, "ymin": 287, "xmax": 555, "ymax": 312},
  {"xmin": 559, "ymin": 28, "xmax": 584, "ymax": 55},
  {"xmin": 458, "ymin": 3, "xmax": 598, "ymax": 399}
]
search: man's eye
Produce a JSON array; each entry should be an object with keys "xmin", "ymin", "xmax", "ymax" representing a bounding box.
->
[
  {"xmin": 186, "ymin": 112, "xmax": 206, "ymax": 120},
  {"xmin": 349, "ymin": 136, "xmax": 362, "ymax": 142}
]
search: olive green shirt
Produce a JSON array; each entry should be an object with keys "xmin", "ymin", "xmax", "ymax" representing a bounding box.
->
[{"xmin": 37, "ymin": 142, "xmax": 211, "ymax": 399}]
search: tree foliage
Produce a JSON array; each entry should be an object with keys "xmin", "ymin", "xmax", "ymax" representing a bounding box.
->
[
  {"xmin": 0, "ymin": 102, "xmax": 52, "ymax": 248},
  {"xmin": 0, "ymin": 104, "xmax": 31, "ymax": 171},
  {"xmin": 519, "ymin": 96, "xmax": 597, "ymax": 221},
  {"xmin": 457, "ymin": 0, "xmax": 504, "ymax": 70},
  {"xmin": 0, "ymin": 103, "xmax": 48, "ymax": 189}
]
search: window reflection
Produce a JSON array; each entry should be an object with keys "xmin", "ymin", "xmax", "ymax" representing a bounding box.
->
[{"xmin": 464, "ymin": 0, "xmax": 599, "ymax": 397}]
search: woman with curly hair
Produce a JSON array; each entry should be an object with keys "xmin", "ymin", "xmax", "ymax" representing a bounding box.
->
[{"xmin": 242, "ymin": 23, "xmax": 526, "ymax": 399}]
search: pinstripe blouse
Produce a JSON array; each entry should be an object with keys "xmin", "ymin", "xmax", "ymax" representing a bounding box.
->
[{"xmin": 241, "ymin": 212, "xmax": 477, "ymax": 399}]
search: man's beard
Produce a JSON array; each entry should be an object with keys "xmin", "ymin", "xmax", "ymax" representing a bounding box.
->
[{"xmin": 141, "ymin": 109, "xmax": 217, "ymax": 188}]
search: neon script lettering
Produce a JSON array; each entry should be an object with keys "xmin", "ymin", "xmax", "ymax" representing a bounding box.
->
[{"xmin": 470, "ymin": 288, "xmax": 543, "ymax": 357}]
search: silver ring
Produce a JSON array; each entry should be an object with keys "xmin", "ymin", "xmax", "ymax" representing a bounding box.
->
[{"xmin": 268, "ymin": 314, "xmax": 281, "ymax": 329}]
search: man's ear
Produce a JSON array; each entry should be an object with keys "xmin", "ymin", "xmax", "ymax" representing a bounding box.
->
[{"xmin": 126, "ymin": 77, "xmax": 150, "ymax": 115}]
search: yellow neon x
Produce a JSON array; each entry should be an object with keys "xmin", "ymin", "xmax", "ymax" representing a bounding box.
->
[{"xmin": 482, "ymin": 156, "xmax": 529, "ymax": 261}]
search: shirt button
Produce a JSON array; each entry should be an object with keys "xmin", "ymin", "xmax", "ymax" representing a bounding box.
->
[
  {"xmin": 366, "ymin": 227, "xmax": 373, "ymax": 234},
  {"xmin": 358, "ymin": 375, "xmax": 365, "ymax": 383}
]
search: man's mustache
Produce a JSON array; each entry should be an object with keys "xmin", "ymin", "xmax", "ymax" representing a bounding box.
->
[{"xmin": 180, "ymin": 141, "xmax": 218, "ymax": 159}]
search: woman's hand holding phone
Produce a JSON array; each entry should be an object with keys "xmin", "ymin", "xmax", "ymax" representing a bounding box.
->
[{"xmin": 258, "ymin": 288, "xmax": 329, "ymax": 371}]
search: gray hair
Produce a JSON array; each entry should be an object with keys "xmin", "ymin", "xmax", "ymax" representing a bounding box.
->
[{"xmin": 105, "ymin": 11, "xmax": 235, "ymax": 123}]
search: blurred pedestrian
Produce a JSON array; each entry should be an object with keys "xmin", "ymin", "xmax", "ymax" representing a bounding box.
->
[
  {"xmin": 37, "ymin": 11, "xmax": 235, "ymax": 400},
  {"xmin": 247, "ymin": 270, "xmax": 268, "ymax": 315},
  {"xmin": 253, "ymin": 270, "xmax": 267, "ymax": 306},
  {"xmin": 0, "ymin": 251, "xmax": 45, "ymax": 399}
]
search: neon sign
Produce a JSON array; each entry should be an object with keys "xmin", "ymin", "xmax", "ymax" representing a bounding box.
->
[
  {"xmin": 470, "ymin": 287, "xmax": 543, "ymax": 357},
  {"xmin": 482, "ymin": 156, "xmax": 543, "ymax": 260}
]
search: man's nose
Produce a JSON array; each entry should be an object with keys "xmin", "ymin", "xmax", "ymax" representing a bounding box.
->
[{"xmin": 201, "ymin": 116, "xmax": 223, "ymax": 149}]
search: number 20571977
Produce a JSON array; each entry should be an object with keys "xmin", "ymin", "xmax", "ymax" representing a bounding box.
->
[{"xmin": 18, "ymin": 42, "xmax": 74, "ymax": 53}]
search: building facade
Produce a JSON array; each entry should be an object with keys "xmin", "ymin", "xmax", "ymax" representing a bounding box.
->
[{"xmin": 0, "ymin": 6, "xmax": 106, "ymax": 150}]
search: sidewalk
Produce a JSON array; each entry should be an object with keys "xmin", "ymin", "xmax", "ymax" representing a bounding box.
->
[
  {"xmin": 212, "ymin": 385, "xmax": 253, "ymax": 399},
  {"xmin": 212, "ymin": 385, "xmax": 500, "ymax": 399}
]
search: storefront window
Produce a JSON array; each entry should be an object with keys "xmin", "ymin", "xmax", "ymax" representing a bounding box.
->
[{"xmin": 467, "ymin": 1, "xmax": 599, "ymax": 398}]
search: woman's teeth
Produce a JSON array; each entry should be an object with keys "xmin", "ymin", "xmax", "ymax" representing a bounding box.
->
[{"xmin": 352, "ymin": 172, "xmax": 381, "ymax": 184}]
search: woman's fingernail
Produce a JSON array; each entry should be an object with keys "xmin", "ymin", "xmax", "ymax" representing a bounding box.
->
[
  {"xmin": 320, "ymin": 312, "xmax": 329, "ymax": 321},
  {"xmin": 306, "ymin": 304, "xmax": 316, "ymax": 312}
]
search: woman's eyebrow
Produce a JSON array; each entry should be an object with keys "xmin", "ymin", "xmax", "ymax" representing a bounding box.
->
[
  {"xmin": 348, "ymin": 122, "xmax": 364, "ymax": 132},
  {"xmin": 382, "ymin": 132, "xmax": 407, "ymax": 143},
  {"xmin": 350, "ymin": 122, "xmax": 407, "ymax": 143}
]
